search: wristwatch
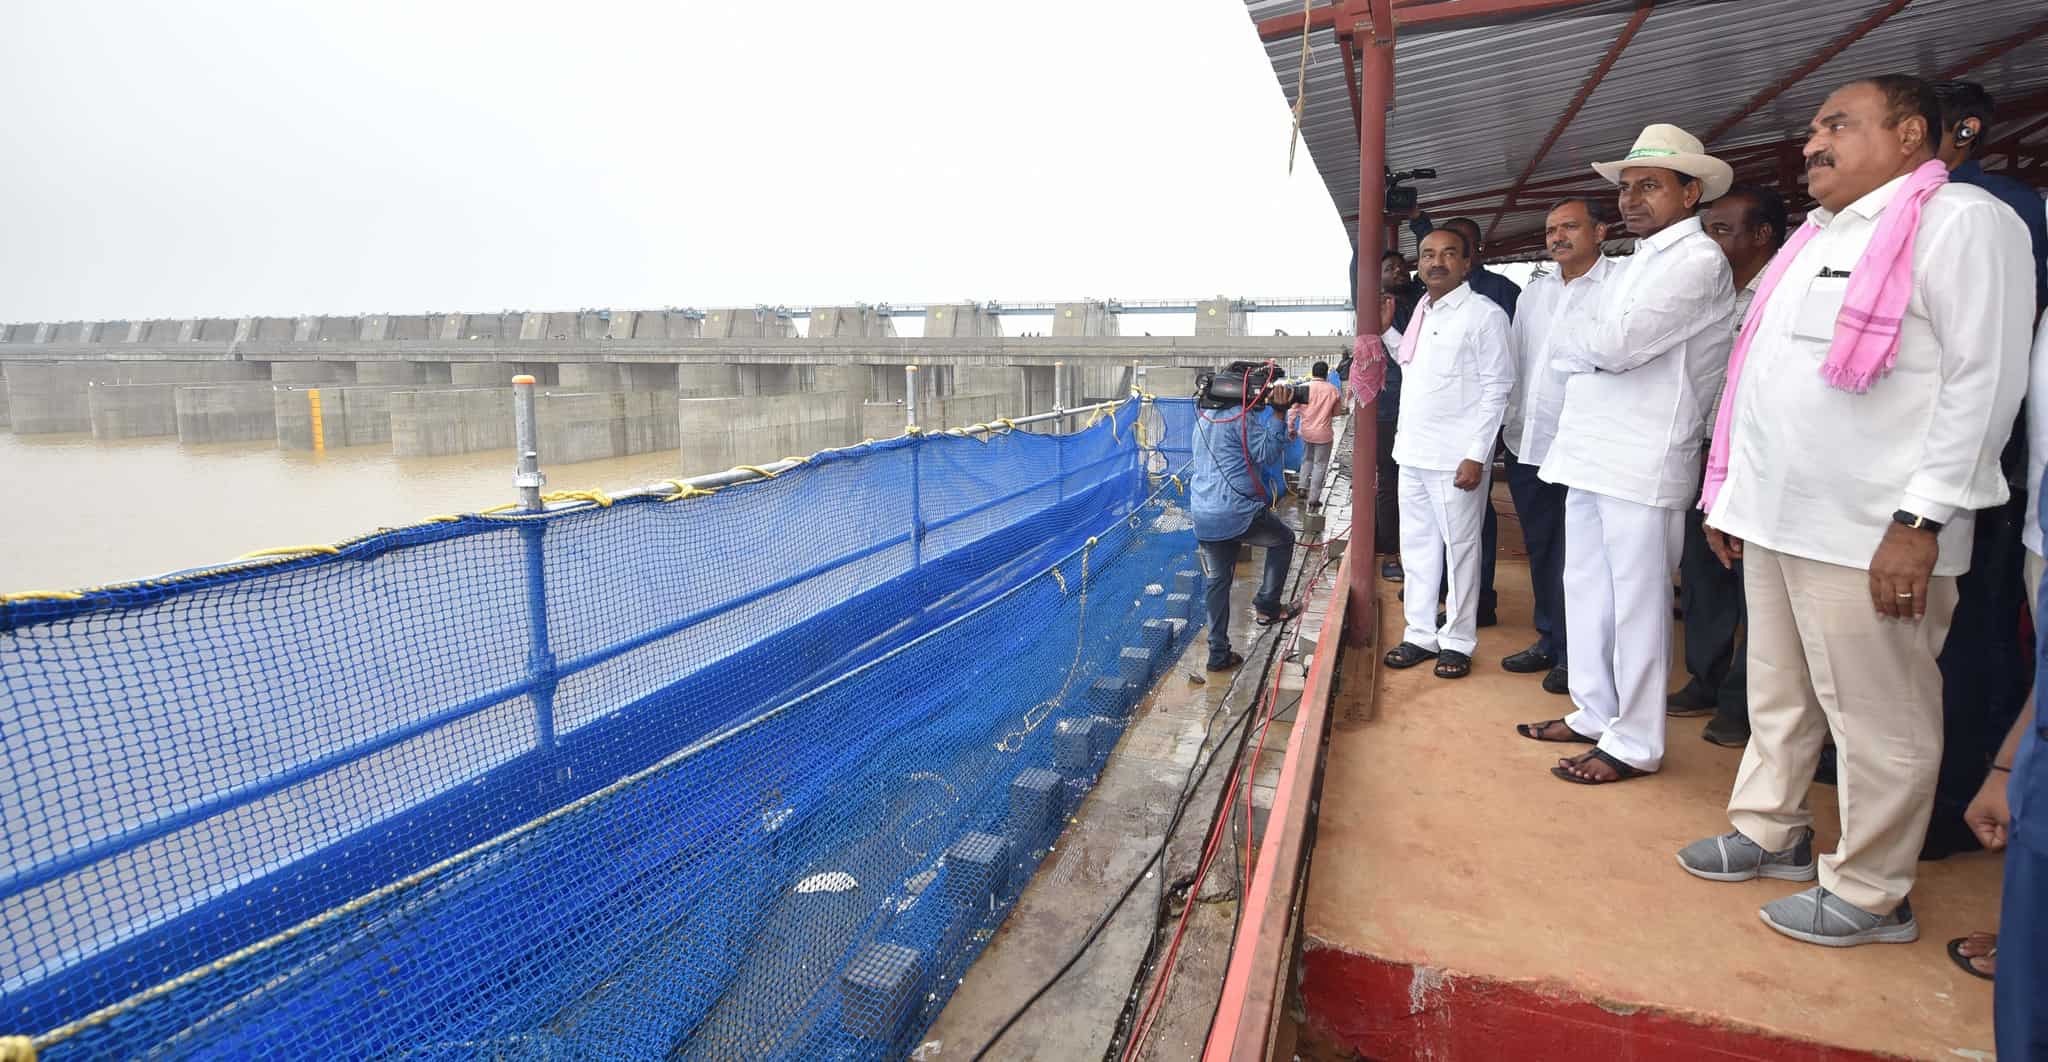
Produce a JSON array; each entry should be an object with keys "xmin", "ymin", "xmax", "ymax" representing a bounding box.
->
[{"xmin": 1893, "ymin": 509, "xmax": 1944, "ymax": 534}]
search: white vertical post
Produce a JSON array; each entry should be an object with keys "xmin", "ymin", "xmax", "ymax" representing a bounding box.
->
[
  {"xmin": 904, "ymin": 364, "xmax": 920, "ymax": 432},
  {"xmin": 512, "ymin": 373, "xmax": 545, "ymax": 511},
  {"xmin": 1053, "ymin": 360, "xmax": 1067, "ymax": 434}
]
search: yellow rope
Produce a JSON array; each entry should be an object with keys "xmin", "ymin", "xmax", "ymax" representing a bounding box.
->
[
  {"xmin": 235, "ymin": 545, "xmax": 341, "ymax": 561},
  {"xmin": 997, "ymin": 535, "xmax": 1097, "ymax": 753},
  {"xmin": 543, "ymin": 489, "xmax": 613, "ymax": 508},
  {"xmin": 732, "ymin": 465, "xmax": 780, "ymax": 480},
  {"xmin": 0, "ymin": 590, "xmax": 85, "ymax": 604},
  {"xmin": 0, "ymin": 1034, "xmax": 35, "ymax": 1061},
  {"xmin": 659, "ymin": 479, "xmax": 718, "ymax": 502}
]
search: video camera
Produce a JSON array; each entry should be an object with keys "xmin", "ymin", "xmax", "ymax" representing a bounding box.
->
[{"xmin": 1196, "ymin": 360, "xmax": 1303, "ymax": 411}]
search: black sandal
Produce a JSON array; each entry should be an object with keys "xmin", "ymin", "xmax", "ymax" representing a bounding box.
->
[
  {"xmin": 1255, "ymin": 602, "xmax": 1305, "ymax": 627},
  {"xmin": 1516, "ymin": 718, "xmax": 1595, "ymax": 744},
  {"xmin": 1947, "ymin": 935, "xmax": 1996, "ymax": 982},
  {"xmin": 1550, "ymin": 748, "xmax": 1652, "ymax": 785},
  {"xmin": 1433, "ymin": 650, "xmax": 1471, "ymax": 679},
  {"xmin": 1383, "ymin": 642, "xmax": 1438, "ymax": 669}
]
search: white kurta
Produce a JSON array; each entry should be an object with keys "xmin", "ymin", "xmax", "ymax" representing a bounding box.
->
[
  {"xmin": 1381, "ymin": 281, "xmax": 1515, "ymax": 655},
  {"xmin": 1706, "ymin": 176, "xmax": 2033, "ymax": 576},
  {"xmin": 1539, "ymin": 215, "xmax": 1733, "ymax": 772},
  {"xmin": 1504, "ymin": 256, "xmax": 1616, "ymax": 468}
]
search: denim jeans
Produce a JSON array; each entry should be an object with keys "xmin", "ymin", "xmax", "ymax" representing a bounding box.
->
[{"xmin": 1197, "ymin": 510, "xmax": 1295, "ymax": 666}]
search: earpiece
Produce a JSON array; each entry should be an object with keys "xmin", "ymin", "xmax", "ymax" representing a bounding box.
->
[{"xmin": 1955, "ymin": 122, "xmax": 1978, "ymax": 144}]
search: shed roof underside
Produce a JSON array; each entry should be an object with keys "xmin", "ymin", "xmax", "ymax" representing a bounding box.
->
[{"xmin": 1247, "ymin": 0, "xmax": 2048, "ymax": 260}]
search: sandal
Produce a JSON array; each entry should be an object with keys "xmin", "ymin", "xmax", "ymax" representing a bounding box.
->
[
  {"xmin": 1433, "ymin": 650, "xmax": 1471, "ymax": 679},
  {"xmin": 1947, "ymin": 933, "xmax": 1996, "ymax": 981},
  {"xmin": 1516, "ymin": 718, "xmax": 1595, "ymax": 744},
  {"xmin": 1383, "ymin": 642, "xmax": 1438, "ymax": 669},
  {"xmin": 1550, "ymin": 748, "xmax": 1653, "ymax": 785},
  {"xmin": 1255, "ymin": 602, "xmax": 1305, "ymax": 627}
]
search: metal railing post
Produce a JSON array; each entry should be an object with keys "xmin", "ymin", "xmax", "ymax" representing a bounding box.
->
[
  {"xmin": 906, "ymin": 364, "xmax": 923, "ymax": 571},
  {"xmin": 511, "ymin": 374, "xmax": 557, "ymax": 753},
  {"xmin": 1053, "ymin": 360, "xmax": 1067, "ymax": 435},
  {"xmin": 904, "ymin": 364, "xmax": 920, "ymax": 433}
]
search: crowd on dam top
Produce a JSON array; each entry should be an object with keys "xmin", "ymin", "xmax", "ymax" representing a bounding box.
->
[{"xmin": 1188, "ymin": 73, "xmax": 2045, "ymax": 1056}]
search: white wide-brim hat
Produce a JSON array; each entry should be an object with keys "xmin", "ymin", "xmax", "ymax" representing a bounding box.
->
[{"xmin": 1591, "ymin": 123, "xmax": 1734, "ymax": 202}]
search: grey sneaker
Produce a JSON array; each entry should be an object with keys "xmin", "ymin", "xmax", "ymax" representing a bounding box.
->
[
  {"xmin": 1759, "ymin": 887, "xmax": 1918, "ymax": 947},
  {"xmin": 1675, "ymin": 828, "xmax": 1816, "ymax": 883}
]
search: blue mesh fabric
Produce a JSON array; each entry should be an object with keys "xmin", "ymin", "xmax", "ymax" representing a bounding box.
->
[{"xmin": 1, "ymin": 397, "xmax": 1201, "ymax": 1060}]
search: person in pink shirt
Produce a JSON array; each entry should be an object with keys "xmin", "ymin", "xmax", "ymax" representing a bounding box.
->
[{"xmin": 1287, "ymin": 361, "xmax": 1346, "ymax": 512}]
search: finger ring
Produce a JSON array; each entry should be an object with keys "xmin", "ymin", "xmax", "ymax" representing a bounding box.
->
[{"xmin": 1895, "ymin": 592, "xmax": 1915, "ymax": 598}]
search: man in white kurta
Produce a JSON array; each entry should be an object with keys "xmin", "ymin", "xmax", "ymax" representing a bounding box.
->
[
  {"xmin": 1525, "ymin": 124, "xmax": 1735, "ymax": 781},
  {"xmin": 1680, "ymin": 77, "xmax": 2031, "ymax": 946},
  {"xmin": 1378, "ymin": 228, "xmax": 1514, "ymax": 678}
]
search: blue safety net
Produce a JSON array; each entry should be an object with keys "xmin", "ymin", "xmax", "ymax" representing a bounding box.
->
[{"xmin": 0, "ymin": 397, "xmax": 1202, "ymax": 1060}]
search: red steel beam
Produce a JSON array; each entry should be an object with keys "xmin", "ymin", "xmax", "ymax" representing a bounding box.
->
[
  {"xmin": 1338, "ymin": 27, "xmax": 1362, "ymax": 130},
  {"xmin": 1258, "ymin": 0, "xmax": 1611, "ymax": 40},
  {"xmin": 1348, "ymin": 10, "xmax": 1391, "ymax": 653},
  {"xmin": 1701, "ymin": 0, "xmax": 1913, "ymax": 144},
  {"xmin": 1937, "ymin": 15, "xmax": 2048, "ymax": 80},
  {"xmin": 1481, "ymin": 1, "xmax": 1653, "ymax": 244}
]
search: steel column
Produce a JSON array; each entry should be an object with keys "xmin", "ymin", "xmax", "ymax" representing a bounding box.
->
[{"xmin": 1345, "ymin": 16, "xmax": 1392, "ymax": 646}]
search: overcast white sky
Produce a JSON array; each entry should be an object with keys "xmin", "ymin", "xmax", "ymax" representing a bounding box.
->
[{"xmin": 0, "ymin": 1, "xmax": 1357, "ymax": 324}]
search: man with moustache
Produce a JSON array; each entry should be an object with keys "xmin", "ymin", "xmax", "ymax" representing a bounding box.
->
[
  {"xmin": 1498, "ymin": 198, "xmax": 1617, "ymax": 695},
  {"xmin": 1670, "ymin": 184, "xmax": 1788, "ymax": 748},
  {"xmin": 1680, "ymin": 76, "xmax": 2031, "ymax": 948},
  {"xmin": 1442, "ymin": 216, "xmax": 1521, "ymax": 629},
  {"xmin": 1515, "ymin": 124, "xmax": 1735, "ymax": 784},
  {"xmin": 1378, "ymin": 228, "xmax": 1514, "ymax": 680}
]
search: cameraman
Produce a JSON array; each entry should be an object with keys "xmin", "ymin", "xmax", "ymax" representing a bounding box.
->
[{"xmin": 1192, "ymin": 368, "xmax": 1302, "ymax": 672}]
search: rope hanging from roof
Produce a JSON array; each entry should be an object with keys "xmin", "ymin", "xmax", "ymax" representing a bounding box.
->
[{"xmin": 1287, "ymin": 0, "xmax": 1314, "ymax": 174}]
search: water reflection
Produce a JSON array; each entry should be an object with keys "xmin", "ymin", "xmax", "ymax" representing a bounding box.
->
[{"xmin": 0, "ymin": 433, "xmax": 684, "ymax": 593}]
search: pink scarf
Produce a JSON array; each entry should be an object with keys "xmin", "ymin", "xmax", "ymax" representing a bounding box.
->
[
  {"xmin": 1348, "ymin": 332, "xmax": 1387, "ymax": 407},
  {"xmin": 1700, "ymin": 159, "xmax": 1949, "ymax": 513}
]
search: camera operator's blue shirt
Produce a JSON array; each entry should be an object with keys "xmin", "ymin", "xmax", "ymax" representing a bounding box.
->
[{"xmin": 1191, "ymin": 407, "xmax": 1288, "ymax": 542}]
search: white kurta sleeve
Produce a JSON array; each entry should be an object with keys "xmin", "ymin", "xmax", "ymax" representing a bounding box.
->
[
  {"xmin": 1579, "ymin": 247, "xmax": 1731, "ymax": 374},
  {"xmin": 1465, "ymin": 308, "xmax": 1516, "ymax": 465},
  {"xmin": 1901, "ymin": 198, "xmax": 2034, "ymax": 523}
]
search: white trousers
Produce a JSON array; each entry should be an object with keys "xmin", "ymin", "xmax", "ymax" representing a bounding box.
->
[
  {"xmin": 1397, "ymin": 464, "xmax": 1491, "ymax": 655},
  {"xmin": 1303, "ymin": 441, "xmax": 1334, "ymax": 506},
  {"xmin": 1562, "ymin": 488, "xmax": 1683, "ymax": 771}
]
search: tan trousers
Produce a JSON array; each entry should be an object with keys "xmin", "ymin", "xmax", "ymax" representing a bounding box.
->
[{"xmin": 1726, "ymin": 544, "xmax": 1957, "ymax": 914}]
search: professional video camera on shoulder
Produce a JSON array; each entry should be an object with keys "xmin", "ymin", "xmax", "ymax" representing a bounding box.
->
[{"xmin": 1196, "ymin": 360, "xmax": 1300, "ymax": 411}]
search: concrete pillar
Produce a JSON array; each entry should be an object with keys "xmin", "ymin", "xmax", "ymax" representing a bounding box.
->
[
  {"xmin": 389, "ymin": 388, "xmax": 515, "ymax": 457},
  {"xmin": 807, "ymin": 306, "xmax": 896, "ymax": 339},
  {"xmin": 355, "ymin": 361, "xmax": 451, "ymax": 385},
  {"xmin": 533, "ymin": 390, "xmax": 681, "ymax": 464},
  {"xmin": 276, "ymin": 385, "xmax": 405, "ymax": 450},
  {"xmin": 923, "ymin": 303, "xmax": 1000, "ymax": 338},
  {"xmin": 680, "ymin": 392, "xmax": 857, "ymax": 477},
  {"xmin": 737, "ymin": 363, "xmax": 806, "ymax": 396},
  {"xmin": 292, "ymin": 317, "xmax": 318, "ymax": 342},
  {"xmin": 437, "ymin": 314, "xmax": 468, "ymax": 341},
  {"xmin": 676, "ymin": 363, "xmax": 740, "ymax": 396},
  {"xmin": 3, "ymin": 361, "xmax": 267, "ymax": 433},
  {"xmin": 1145, "ymin": 367, "xmax": 1202, "ymax": 398},
  {"xmin": 270, "ymin": 362, "xmax": 358, "ymax": 385},
  {"xmin": 0, "ymin": 373, "xmax": 9, "ymax": 429},
  {"xmin": 449, "ymin": 362, "xmax": 557, "ymax": 388},
  {"xmin": 558, "ymin": 363, "xmax": 678, "ymax": 392},
  {"xmin": 88, "ymin": 382, "xmax": 180, "ymax": 438},
  {"xmin": 175, "ymin": 383, "xmax": 278, "ymax": 444},
  {"xmin": 386, "ymin": 315, "xmax": 434, "ymax": 341},
  {"xmin": 702, "ymin": 307, "xmax": 796, "ymax": 339},
  {"xmin": 1051, "ymin": 301, "xmax": 1119, "ymax": 337},
  {"xmin": 1195, "ymin": 298, "xmax": 1247, "ymax": 336}
]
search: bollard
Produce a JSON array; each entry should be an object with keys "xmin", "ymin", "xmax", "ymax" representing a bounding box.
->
[
  {"xmin": 904, "ymin": 364, "xmax": 920, "ymax": 433},
  {"xmin": 511, "ymin": 374, "xmax": 545, "ymax": 511}
]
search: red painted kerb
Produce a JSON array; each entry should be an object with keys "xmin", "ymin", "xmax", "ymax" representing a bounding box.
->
[{"xmin": 1299, "ymin": 948, "xmax": 1906, "ymax": 1062}]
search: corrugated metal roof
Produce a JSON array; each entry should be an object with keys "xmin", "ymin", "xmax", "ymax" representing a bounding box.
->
[{"xmin": 1247, "ymin": 0, "xmax": 2048, "ymax": 258}]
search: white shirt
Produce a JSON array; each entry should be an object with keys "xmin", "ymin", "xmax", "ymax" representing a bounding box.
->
[
  {"xmin": 1503, "ymin": 255, "xmax": 1616, "ymax": 467},
  {"xmin": 1707, "ymin": 175, "xmax": 2033, "ymax": 576},
  {"xmin": 2021, "ymin": 308, "xmax": 2048, "ymax": 557},
  {"xmin": 1539, "ymin": 216, "xmax": 1735, "ymax": 508},
  {"xmin": 1380, "ymin": 281, "xmax": 1514, "ymax": 473}
]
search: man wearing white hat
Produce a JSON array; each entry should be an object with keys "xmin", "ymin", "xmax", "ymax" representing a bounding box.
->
[{"xmin": 1514, "ymin": 124, "xmax": 1735, "ymax": 784}]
